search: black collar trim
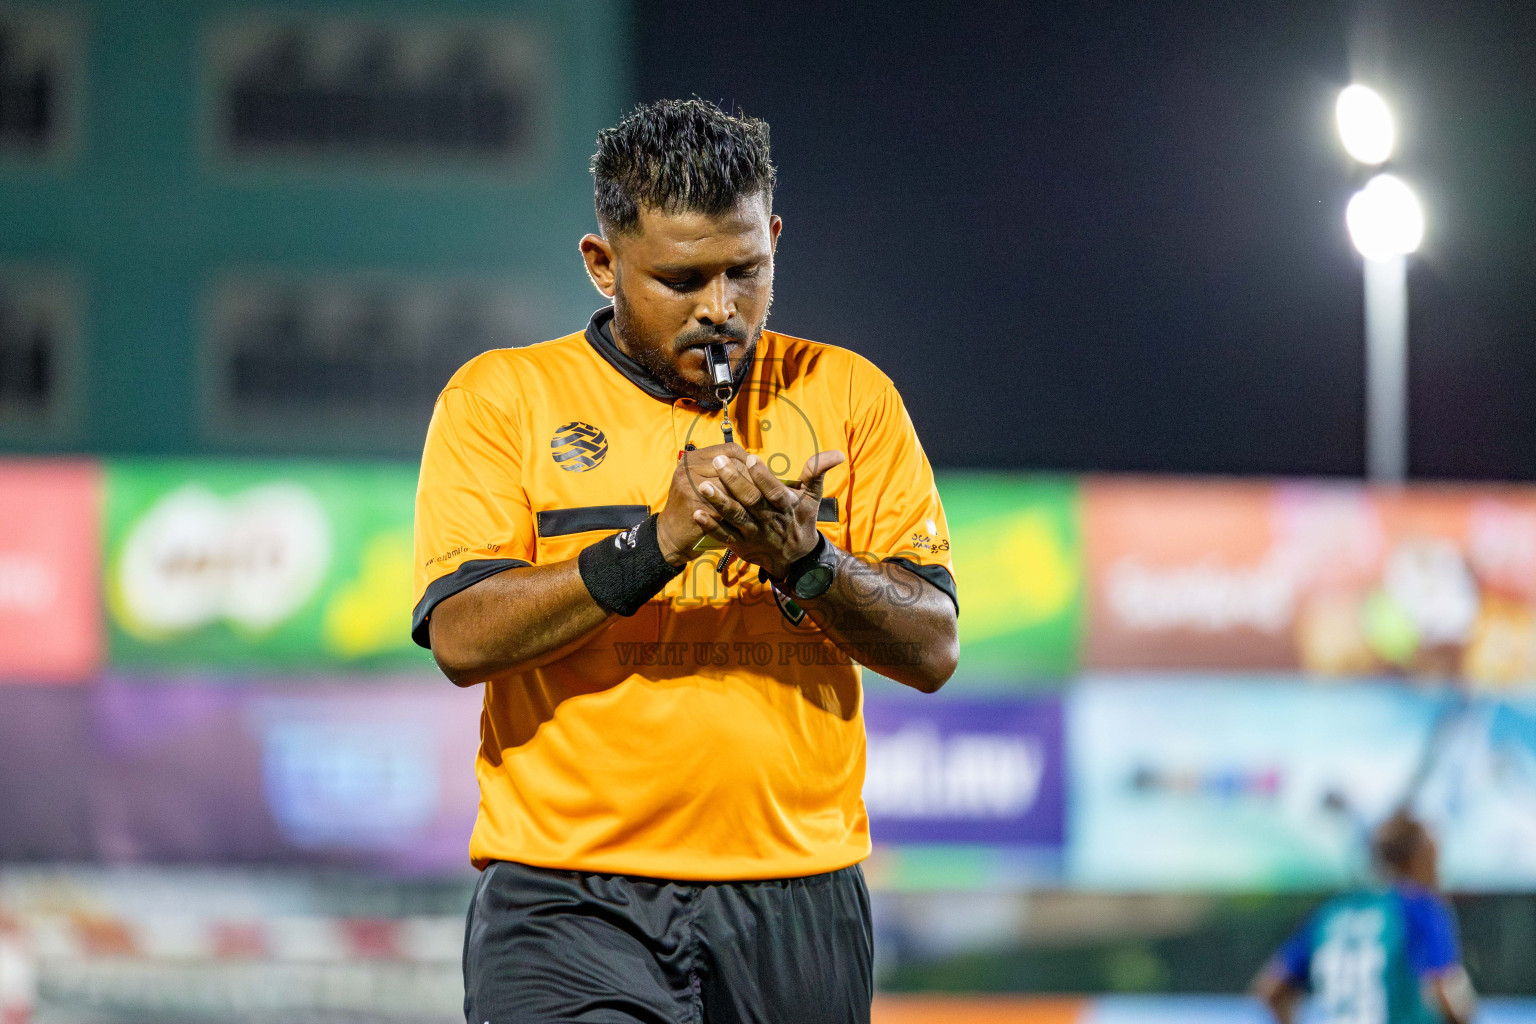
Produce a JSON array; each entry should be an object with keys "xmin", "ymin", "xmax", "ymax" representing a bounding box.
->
[{"xmin": 583, "ymin": 306, "xmax": 755, "ymax": 407}]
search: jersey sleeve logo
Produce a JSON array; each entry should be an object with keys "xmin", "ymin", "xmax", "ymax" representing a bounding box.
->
[{"xmin": 550, "ymin": 421, "xmax": 608, "ymax": 472}]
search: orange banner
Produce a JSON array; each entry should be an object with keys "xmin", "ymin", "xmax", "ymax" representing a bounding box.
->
[
  {"xmin": 1084, "ymin": 478, "xmax": 1292, "ymax": 669},
  {"xmin": 874, "ymin": 996, "xmax": 1086, "ymax": 1024},
  {"xmin": 1083, "ymin": 477, "xmax": 1536, "ymax": 686}
]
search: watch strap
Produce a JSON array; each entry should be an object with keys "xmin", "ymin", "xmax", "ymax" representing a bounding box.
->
[{"xmin": 761, "ymin": 533, "xmax": 832, "ymax": 593}]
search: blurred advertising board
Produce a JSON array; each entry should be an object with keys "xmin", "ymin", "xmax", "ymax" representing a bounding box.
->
[
  {"xmin": 1415, "ymin": 696, "xmax": 1536, "ymax": 890},
  {"xmin": 862, "ymin": 693, "xmax": 1066, "ymax": 889},
  {"xmin": 874, "ymin": 996, "xmax": 1536, "ymax": 1024},
  {"xmin": 104, "ymin": 461, "xmax": 433, "ymax": 671},
  {"xmin": 90, "ymin": 676, "xmax": 480, "ymax": 872},
  {"xmin": 1083, "ymin": 478, "xmax": 1536, "ymax": 687},
  {"xmin": 864, "ymin": 695, "xmax": 1064, "ymax": 846},
  {"xmin": 942, "ymin": 474, "xmax": 1083, "ymax": 684},
  {"xmin": 1068, "ymin": 679, "xmax": 1536, "ymax": 891},
  {"xmin": 0, "ymin": 461, "xmax": 102, "ymax": 681},
  {"xmin": 0, "ymin": 685, "xmax": 95, "ymax": 858},
  {"xmin": 873, "ymin": 996, "xmax": 1085, "ymax": 1023}
]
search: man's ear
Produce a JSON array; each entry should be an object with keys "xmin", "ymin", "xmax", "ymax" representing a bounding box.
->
[
  {"xmin": 769, "ymin": 214, "xmax": 782, "ymax": 253},
  {"xmin": 580, "ymin": 234, "xmax": 618, "ymax": 297}
]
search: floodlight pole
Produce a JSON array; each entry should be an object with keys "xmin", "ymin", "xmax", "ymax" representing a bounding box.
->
[{"xmin": 1363, "ymin": 253, "xmax": 1408, "ymax": 482}]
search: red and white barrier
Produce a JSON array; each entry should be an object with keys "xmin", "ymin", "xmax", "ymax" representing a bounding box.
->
[
  {"xmin": 18, "ymin": 912, "xmax": 461, "ymax": 964},
  {"xmin": 0, "ymin": 915, "xmax": 36, "ymax": 1024}
]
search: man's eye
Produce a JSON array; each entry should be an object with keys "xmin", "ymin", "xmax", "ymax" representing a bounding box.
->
[
  {"xmin": 661, "ymin": 277, "xmax": 696, "ymax": 291},
  {"xmin": 729, "ymin": 266, "xmax": 761, "ymax": 279}
]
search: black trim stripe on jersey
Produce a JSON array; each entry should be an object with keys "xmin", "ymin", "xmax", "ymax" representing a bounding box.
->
[
  {"xmin": 411, "ymin": 558, "xmax": 531, "ymax": 649},
  {"xmin": 883, "ymin": 557, "xmax": 958, "ymax": 614},
  {"xmin": 538, "ymin": 505, "xmax": 651, "ymax": 537},
  {"xmin": 539, "ymin": 501, "xmax": 826, "ymax": 537}
]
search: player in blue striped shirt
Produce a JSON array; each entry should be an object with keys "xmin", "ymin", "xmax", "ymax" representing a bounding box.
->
[{"xmin": 1253, "ymin": 813, "xmax": 1476, "ymax": 1024}]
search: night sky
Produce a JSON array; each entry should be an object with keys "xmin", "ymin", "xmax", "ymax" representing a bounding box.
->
[{"xmin": 634, "ymin": 1, "xmax": 1536, "ymax": 480}]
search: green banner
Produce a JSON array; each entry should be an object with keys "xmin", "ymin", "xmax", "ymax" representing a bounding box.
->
[
  {"xmin": 105, "ymin": 460, "xmax": 431, "ymax": 671},
  {"xmin": 942, "ymin": 474, "xmax": 1084, "ymax": 684}
]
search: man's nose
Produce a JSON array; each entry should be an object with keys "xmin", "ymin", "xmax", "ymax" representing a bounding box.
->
[{"xmin": 694, "ymin": 275, "xmax": 734, "ymax": 326}]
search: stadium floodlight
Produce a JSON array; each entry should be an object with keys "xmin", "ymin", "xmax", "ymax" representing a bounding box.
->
[
  {"xmin": 1336, "ymin": 84, "xmax": 1395, "ymax": 165},
  {"xmin": 1344, "ymin": 172, "xmax": 1424, "ymax": 483},
  {"xmin": 1336, "ymin": 86, "xmax": 1419, "ymax": 482},
  {"xmin": 1346, "ymin": 174, "xmax": 1424, "ymax": 262}
]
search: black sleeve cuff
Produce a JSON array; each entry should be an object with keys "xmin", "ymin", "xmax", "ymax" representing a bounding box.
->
[
  {"xmin": 411, "ymin": 558, "xmax": 531, "ymax": 649},
  {"xmin": 883, "ymin": 557, "xmax": 959, "ymax": 614}
]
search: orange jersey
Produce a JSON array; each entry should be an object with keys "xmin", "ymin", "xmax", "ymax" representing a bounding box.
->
[{"xmin": 412, "ymin": 307, "xmax": 956, "ymax": 880}]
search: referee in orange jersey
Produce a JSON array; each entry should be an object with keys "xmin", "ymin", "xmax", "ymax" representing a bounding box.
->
[{"xmin": 413, "ymin": 99, "xmax": 958, "ymax": 1024}]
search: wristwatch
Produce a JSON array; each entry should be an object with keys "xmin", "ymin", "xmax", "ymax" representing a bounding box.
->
[{"xmin": 764, "ymin": 533, "xmax": 838, "ymax": 601}]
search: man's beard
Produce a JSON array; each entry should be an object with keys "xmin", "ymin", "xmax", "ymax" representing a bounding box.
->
[{"xmin": 613, "ymin": 291, "xmax": 771, "ymax": 405}]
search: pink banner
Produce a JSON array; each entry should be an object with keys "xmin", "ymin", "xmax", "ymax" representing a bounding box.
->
[{"xmin": 0, "ymin": 461, "xmax": 102, "ymax": 681}]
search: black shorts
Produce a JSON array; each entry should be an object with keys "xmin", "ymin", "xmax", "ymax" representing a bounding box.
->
[{"xmin": 462, "ymin": 859, "xmax": 873, "ymax": 1024}]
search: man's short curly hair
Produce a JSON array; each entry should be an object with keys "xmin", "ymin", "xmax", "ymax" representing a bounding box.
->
[{"xmin": 591, "ymin": 99, "xmax": 776, "ymax": 235}]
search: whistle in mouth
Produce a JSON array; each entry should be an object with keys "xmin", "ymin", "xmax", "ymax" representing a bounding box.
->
[
  {"xmin": 704, "ymin": 342, "xmax": 735, "ymax": 444},
  {"xmin": 705, "ymin": 342, "xmax": 733, "ymax": 402}
]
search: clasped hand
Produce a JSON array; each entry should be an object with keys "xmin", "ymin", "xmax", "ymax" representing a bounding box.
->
[{"xmin": 656, "ymin": 443, "xmax": 845, "ymax": 580}]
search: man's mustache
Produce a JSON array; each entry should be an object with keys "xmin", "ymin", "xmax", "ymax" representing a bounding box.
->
[{"xmin": 676, "ymin": 324, "xmax": 748, "ymax": 350}]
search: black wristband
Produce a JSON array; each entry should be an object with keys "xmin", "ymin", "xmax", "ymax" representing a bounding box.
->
[{"xmin": 578, "ymin": 513, "xmax": 685, "ymax": 616}]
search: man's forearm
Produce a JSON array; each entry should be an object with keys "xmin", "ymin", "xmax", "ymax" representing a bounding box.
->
[
  {"xmin": 1432, "ymin": 968, "xmax": 1477, "ymax": 1024},
  {"xmin": 428, "ymin": 559, "xmax": 612, "ymax": 685},
  {"xmin": 423, "ymin": 462, "xmax": 721, "ymax": 685},
  {"xmin": 798, "ymin": 548, "xmax": 958, "ymax": 692},
  {"xmin": 429, "ymin": 540, "xmax": 958, "ymax": 691}
]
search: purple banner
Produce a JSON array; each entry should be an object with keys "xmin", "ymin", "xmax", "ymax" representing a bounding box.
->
[
  {"xmin": 89, "ymin": 675, "xmax": 482, "ymax": 874},
  {"xmin": 0, "ymin": 685, "xmax": 96, "ymax": 858},
  {"xmin": 1, "ymin": 683, "xmax": 1065, "ymax": 869},
  {"xmin": 862, "ymin": 694, "xmax": 1065, "ymax": 846},
  {"xmin": 0, "ymin": 676, "xmax": 488, "ymax": 874}
]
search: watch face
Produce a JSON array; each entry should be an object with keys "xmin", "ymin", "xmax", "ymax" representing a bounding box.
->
[{"xmin": 793, "ymin": 564, "xmax": 835, "ymax": 600}]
